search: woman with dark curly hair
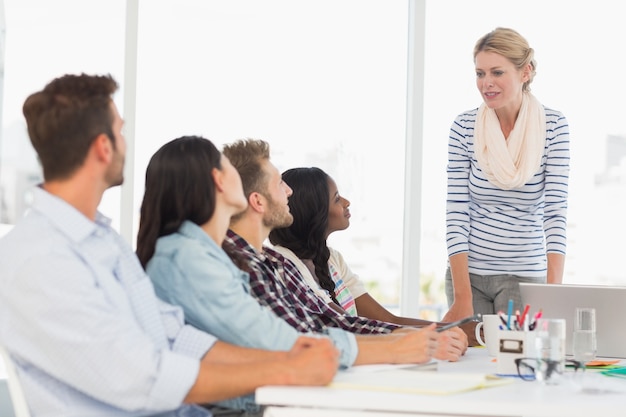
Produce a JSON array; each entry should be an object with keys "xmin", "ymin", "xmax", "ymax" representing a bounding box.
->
[{"xmin": 269, "ymin": 167, "xmax": 459, "ymax": 329}]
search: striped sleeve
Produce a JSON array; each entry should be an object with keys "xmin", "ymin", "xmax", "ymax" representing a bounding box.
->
[
  {"xmin": 446, "ymin": 110, "xmax": 477, "ymax": 257},
  {"xmin": 543, "ymin": 109, "xmax": 570, "ymax": 254}
]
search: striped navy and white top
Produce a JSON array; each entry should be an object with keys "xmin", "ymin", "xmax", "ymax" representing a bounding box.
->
[{"xmin": 446, "ymin": 106, "xmax": 570, "ymax": 278}]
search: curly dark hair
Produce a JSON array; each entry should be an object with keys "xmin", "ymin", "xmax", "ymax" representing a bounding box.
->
[{"xmin": 269, "ymin": 167, "xmax": 339, "ymax": 305}]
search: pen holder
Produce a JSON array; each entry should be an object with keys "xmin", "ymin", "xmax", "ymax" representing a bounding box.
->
[{"xmin": 496, "ymin": 330, "xmax": 536, "ymax": 375}]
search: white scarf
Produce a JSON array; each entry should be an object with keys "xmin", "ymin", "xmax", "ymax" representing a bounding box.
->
[{"xmin": 474, "ymin": 93, "xmax": 546, "ymax": 190}]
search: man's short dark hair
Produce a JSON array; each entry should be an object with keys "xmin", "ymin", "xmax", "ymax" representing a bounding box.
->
[{"xmin": 22, "ymin": 73, "xmax": 119, "ymax": 180}]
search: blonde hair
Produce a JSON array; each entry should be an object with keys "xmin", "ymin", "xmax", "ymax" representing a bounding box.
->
[
  {"xmin": 474, "ymin": 27, "xmax": 536, "ymax": 92},
  {"xmin": 222, "ymin": 138, "xmax": 271, "ymax": 199}
]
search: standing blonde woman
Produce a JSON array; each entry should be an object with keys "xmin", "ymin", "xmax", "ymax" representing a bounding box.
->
[{"xmin": 443, "ymin": 27, "xmax": 570, "ymax": 321}]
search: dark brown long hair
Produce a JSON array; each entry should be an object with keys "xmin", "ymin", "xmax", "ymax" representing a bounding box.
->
[{"xmin": 136, "ymin": 136, "xmax": 222, "ymax": 268}]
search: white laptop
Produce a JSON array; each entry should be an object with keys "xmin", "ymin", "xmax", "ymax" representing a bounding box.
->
[{"xmin": 519, "ymin": 282, "xmax": 626, "ymax": 358}]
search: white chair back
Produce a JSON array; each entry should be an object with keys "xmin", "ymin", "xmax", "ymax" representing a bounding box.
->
[{"xmin": 0, "ymin": 344, "xmax": 31, "ymax": 417}]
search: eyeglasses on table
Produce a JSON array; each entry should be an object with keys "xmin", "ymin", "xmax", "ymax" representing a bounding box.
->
[{"xmin": 514, "ymin": 358, "xmax": 585, "ymax": 381}]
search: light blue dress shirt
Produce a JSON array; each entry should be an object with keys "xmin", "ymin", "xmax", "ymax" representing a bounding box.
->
[
  {"xmin": 0, "ymin": 187, "xmax": 215, "ymax": 417},
  {"xmin": 147, "ymin": 221, "xmax": 357, "ymax": 368}
]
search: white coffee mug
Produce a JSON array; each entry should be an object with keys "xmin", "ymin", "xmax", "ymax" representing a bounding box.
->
[{"xmin": 475, "ymin": 314, "xmax": 502, "ymax": 356}]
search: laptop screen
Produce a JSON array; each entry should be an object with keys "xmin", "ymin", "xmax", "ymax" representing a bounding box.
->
[{"xmin": 519, "ymin": 283, "xmax": 626, "ymax": 358}]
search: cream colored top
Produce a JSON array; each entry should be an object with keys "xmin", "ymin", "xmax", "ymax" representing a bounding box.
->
[{"xmin": 270, "ymin": 244, "xmax": 367, "ymax": 312}]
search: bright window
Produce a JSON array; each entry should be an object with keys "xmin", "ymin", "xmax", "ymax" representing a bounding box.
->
[
  {"xmin": 2, "ymin": 1, "xmax": 625, "ymax": 320},
  {"xmin": 132, "ymin": 0, "xmax": 410, "ymax": 306},
  {"xmin": 0, "ymin": 0, "xmax": 126, "ymax": 228}
]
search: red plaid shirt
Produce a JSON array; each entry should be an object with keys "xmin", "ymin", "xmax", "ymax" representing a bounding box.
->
[{"xmin": 225, "ymin": 230, "xmax": 400, "ymax": 334}]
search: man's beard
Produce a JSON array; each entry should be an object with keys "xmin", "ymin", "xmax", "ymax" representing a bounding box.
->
[
  {"xmin": 262, "ymin": 195, "xmax": 293, "ymax": 229},
  {"xmin": 105, "ymin": 152, "xmax": 125, "ymax": 187}
]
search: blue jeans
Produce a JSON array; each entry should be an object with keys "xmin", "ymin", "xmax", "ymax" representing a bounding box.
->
[{"xmin": 445, "ymin": 268, "xmax": 544, "ymax": 316}]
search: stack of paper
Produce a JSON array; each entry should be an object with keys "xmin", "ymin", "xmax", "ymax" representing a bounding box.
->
[{"xmin": 331, "ymin": 367, "xmax": 512, "ymax": 395}]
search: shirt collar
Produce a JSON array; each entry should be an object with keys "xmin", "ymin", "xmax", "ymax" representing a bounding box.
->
[
  {"xmin": 178, "ymin": 220, "xmax": 230, "ymax": 258},
  {"xmin": 226, "ymin": 229, "xmax": 268, "ymax": 261},
  {"xmin": 30, "ymin": 186, "xmax": 111, "ymax": 243}
]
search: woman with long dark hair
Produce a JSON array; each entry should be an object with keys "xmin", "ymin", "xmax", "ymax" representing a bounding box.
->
[
  {"xmin": 136, "ymin": 135, "xmax": 244, "ymax": 268},
  {"xmin": 269, "ymin": 167, "xmax": 455, "ymax": 328}
]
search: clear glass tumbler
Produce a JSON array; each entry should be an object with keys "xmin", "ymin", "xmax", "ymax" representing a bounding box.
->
[
  {"xmin": 573, "ymin": 307, "xmax": 597, "ymax": 364},
  {"xmin": 534, "ymin": 318, "xmax": 566, "ymax": 384}
]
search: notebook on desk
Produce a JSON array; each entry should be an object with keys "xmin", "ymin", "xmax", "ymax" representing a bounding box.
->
[{"xmin": 519, "ymin": 283, "xmax": 626, "ymax": 358}]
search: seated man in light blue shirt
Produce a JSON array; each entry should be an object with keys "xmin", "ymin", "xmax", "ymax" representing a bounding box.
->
[{"xmin": 0, "ymin": 73, "xmax": 338, "ymax": 417}]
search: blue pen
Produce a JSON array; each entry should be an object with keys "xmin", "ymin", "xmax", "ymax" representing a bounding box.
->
[{"xmin": 506, "ymin": 299, "xmax": 513, "ymax": 330}]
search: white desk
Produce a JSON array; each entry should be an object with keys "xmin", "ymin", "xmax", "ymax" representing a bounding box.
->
[{"xmin": 257, "ymin": 348, "xmax": 626, "ymax": 417}]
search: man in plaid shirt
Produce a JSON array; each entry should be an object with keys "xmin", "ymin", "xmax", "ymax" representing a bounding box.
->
[
  {"xmin": 225, "ymin": 228, "xmax": 400, "ymax": 335},
  {"xmin": 223, "ymin": 138, "xmax": 467, "ymax": 364}
]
